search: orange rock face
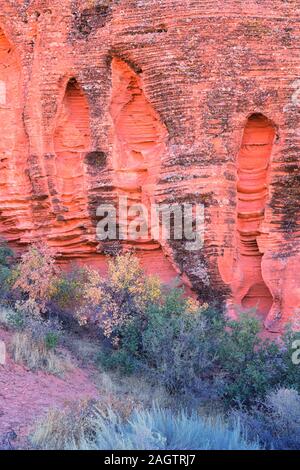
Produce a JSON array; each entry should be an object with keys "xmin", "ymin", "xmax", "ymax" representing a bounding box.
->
[{"xmin": 0, "ymin": 0, "xmax": 299, "ymax": 331}]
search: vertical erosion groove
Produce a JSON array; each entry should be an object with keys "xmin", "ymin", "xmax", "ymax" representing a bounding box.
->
[
  {"xmin": 52, "ymin": 79, "xmax": 92, "ymax": 253},
  {"xmin": 110, "ymin": 58, "xmax": 180, "ymax": 282},
  {"xmin": 0, "ymin": 28, "xmax": 31, "ymax": 244},
  {"xmin": 237, "ymin": 113, "xmax": 275, "ymax": 317}
]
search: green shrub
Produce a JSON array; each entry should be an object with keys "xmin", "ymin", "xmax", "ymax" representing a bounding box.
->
[
  {"xmin": 99, "ymin": 341, "xmax": 139, "ymax": 375},
  {"xmin": 279, "ymin": 326, "xmax": 300, "ymax": 391},
  {"xmin": 44, "ymin": 331, "xmax": 60, "ymax": 351},
  {"xmin": 31, "ymin": 402, "xmax": 259, "ymax": 450},
  {"xmin": 98, "ymin": 258, "xmax": 300, "ymax": 408},
  {"xmin": 217, "ymin": 314, "xmax": 284, "ymax": 406},
  {"xmin": 0, "ymin": 240, "xmax": 14, "ymax": 266},
  {"xmin": 0, "ymin": 240, "xmax": 15, "ymax": 299},
  {"xmin": 140, "ymin": 290, "xmax": 223, "ymax": 399},
  {"xmin": 52, "ymin": 266, "xmax": 90, "ymax": 312},
  {"xmin": 9, "ymin": 251, "xmax": 291, "ymax": 411},
  {"xmin": 6, "ymin": 309, "xmax": 25, "ymax": 330},
  {"xmin": 97, "ymin": 285, "xmax": 218, "ymax": 398},
  {"xmin": 0, "ymin": 265, "xmax": 12, "ymax": 286}
]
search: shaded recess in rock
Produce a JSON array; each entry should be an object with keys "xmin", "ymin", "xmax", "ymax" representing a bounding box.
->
[
  {"xmin": 49, "ymin": 77, "xmax": 93, "ymax": 254},
  {"xmin": 85, "ymin": 150, "xmax": 107, "ymax": 169},
  {"xmin": 236, "ymin": 113, "xmax": 275, "ymax": 318},
  {"xmin": 109, "ymin": 57, "xmax": 181, "ymax": 283}
]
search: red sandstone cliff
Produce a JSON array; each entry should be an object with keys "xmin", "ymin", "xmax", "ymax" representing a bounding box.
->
[{"xmin": 0, "ymin": 0, "xmax": 299, "ymax": 331}]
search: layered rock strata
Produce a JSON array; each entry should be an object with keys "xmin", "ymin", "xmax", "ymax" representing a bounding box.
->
[{"xmin": 0, "ymin": 1, "xmax": 299, "ymax": 330}]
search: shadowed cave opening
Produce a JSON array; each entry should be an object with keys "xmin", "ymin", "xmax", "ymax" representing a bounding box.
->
[
  {"xmin": 237, "ymin": 113, "xmax": 275, "ymax": 319},
  {"xmin": 110, "ymin": 57, "xmax": 168, "ymax": 242}
]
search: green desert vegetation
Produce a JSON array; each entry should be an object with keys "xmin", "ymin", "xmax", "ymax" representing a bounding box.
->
[{"xmin": 0, "ymin": 242, "xmax": 299, "ymax": 450}]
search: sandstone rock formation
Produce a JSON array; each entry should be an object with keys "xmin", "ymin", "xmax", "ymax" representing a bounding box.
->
[{"xmin": 0, "ymin": 0, "xmax": 299, "ymax": 331}]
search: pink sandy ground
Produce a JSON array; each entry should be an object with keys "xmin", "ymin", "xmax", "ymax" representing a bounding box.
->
[{"xmin": 0, "ymin": 328, "xmax": 99, "ymax": 448}]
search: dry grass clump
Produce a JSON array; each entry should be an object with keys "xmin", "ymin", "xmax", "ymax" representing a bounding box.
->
[
  {"xmin": 31, "ymin": 395, "xmax": 136, "ymax": 450},
  {"xmin": 31, "ymin": 400, "xmax": 97, "ymax": 450},
  {"xmin": 10, "ymin": 331, "xmax": 72, "ymax": 376}
]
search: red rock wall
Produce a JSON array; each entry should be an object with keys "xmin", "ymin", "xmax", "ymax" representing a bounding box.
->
[{"xmin": 0, "ymin": 0, "xmax": 299, "ymax": 331}]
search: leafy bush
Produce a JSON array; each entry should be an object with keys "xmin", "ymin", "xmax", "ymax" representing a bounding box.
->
[
  {"xmin": 0, "ymin": 240, "xmax": 14, "ymax": 266},
  {"xmin": 216, "ymin": 314, "xmax": 285, "ymax": 406},
  {"xmin": 148, "ymin": 310, "xmax": 300, "ymax": 407},
  {"xmin": 77, "ymin": 253, "xmax": 161, "ymax": 347},
  {"xmin": 0, "ymin": 307, "xmax": 14, "ymax": 327},
  {"xmin": 0, "ymin": 265, "xmax": 12, "ymax": 290},
  {"xmin": 139, "ymin": 290, "xmax": 222, "ymax": 399},
  {"xmin": 52, "ymin": 266, "xmax": 90, "ymax": 312},
  {"xmin": 209, "ymin": 317, "xmax": 299, "ymax": 407},
  {"xmin": 31, "ymin": 402, "xmax": 259, "ymax": 450},
  {"xmin": 44, "ymin": 330, "xmax": 60, "ymax": 351},
  {"xmin": 6, "ymin": 309, "xmax": 25, "ymax": 330},
  {"xmin": 279, "ymin": 326, "xmax": 300, "ymax": 391},
  {"xmin": 233, "ymin": 388, "xmax": 300, "ymax": 450},
  {"xmin": 0, "ymin": 240, "xmax": 15, "ymax": 299},
  {"xmin": 97, "ymin": 277, "xmax": 217, "ymax": 391},
  {"xmin": 0, "ymin": 243, "xmax": 70, "ymax": 375},
  {"xmin": 12, "ymin": 243, "xmax": 59, "ymax": 318},
  {"xmin": 99, "ymin": 346, "xmax": 139, "ymax": 375}
]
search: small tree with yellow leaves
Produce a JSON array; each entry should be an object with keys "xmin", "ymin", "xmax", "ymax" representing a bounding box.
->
[
  {"xmin": 76, "ymin": 253, "xmax": 162, "ymax": 349},
  {"xmin": 13, "ymin": 243, "xmax": 59, "ymax": 318}
]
